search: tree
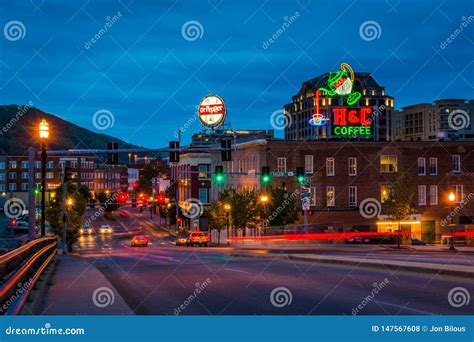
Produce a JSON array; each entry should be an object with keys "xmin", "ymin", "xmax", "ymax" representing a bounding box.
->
[
  {"xmin": 383, "ymin": 172, "xmax": 416, "ymax": 247},
  {"xmin": 205, "ymin": 202, "xmax": 226, "ymax": 245},
  {"xmin": 264, "ymin": 187, "xmax": 300, "ymax": 227},
  {"xmin": 46, "ymin": 182, "xmax": 88, "ymax": 251},
  {"xmin": 218, "ymin": 188, "xmax": 259, "ymax": 236},
  {"xmin": 135, "ymin": 163, "xmax": 161, "ymax": 195}
]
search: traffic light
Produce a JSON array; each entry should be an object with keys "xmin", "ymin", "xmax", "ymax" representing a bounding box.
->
[
  {"xmin": 296, "ymin": 167, "xmax": 305, "ymax": 184},
  {"xmin": 221, "ymin": 139, "xmax": 231, "ymax": 161},
  {"xmin": 169, "ymin": 141, "xmax": 180, "ymax": 163},
  {"xmin": 214, "ymin": 165, "xmax": 224, "ymax": 185},
  {"xmin": 261, "ymin": 166, "xmax": 271, "ymax": 185},
  {"xmin": 157, "ymin": 194, "xmax": 166, "ymax": 204},
  {"xmin": 118, "ymin": 193, "xmax": 128, "ymax": 203},
  {"xmin": 107, "ymin": 142, "xmax": 119, "ymax": 164}
]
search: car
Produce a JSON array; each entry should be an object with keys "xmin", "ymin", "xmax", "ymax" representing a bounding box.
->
[
  {"xmin": 345, "ymin": 235, "xmax": 370, "ymax": 244},
  {"xmin": 411, "ymin": 238, "xmax": 426, "ymax": 245},
  {"xmin": 175, "ymin": 236, "xmax": 187, "ymax": 246},
  {"xmin": 131, "ymin": 235, "xmax": 149, "ymax": 247},
  {"xmin": 80, "ymin": 224, "xmax": 94, "ymax": 235},
  {"xmin": 118, "ymin": 211, "xmax": 130, "ymax": 218},
  {"xmin": 186, "ymin": 231, "xmax": 211, "ymax": 247},
  {"xmin": 99, "ymin": 225, "xmax": 113, "ymax": 235}
]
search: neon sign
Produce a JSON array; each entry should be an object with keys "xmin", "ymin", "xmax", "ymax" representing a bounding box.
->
[
  {"xmin": 320, "ymin": 63, "xmax": 361, "ymax": 106},
  {"xmin": 198, "ymin": 94, "xmax": 226, "ymax": 129},
  {"xmin": 309, "ymin": 89, "xmax": 329, "ymax": 126},
  {"xmin": 331, "ymin": 107, "xmax": 372, "ymax": 136}
]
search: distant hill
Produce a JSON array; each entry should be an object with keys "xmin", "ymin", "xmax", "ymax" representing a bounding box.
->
[{"xmin": 0, "ymin": 104, "xmax": 142, "ymax": 157}]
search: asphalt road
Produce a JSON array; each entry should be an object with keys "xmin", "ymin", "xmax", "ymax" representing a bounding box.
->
[{"xmin": 73, "ymin": 209, "xmax": 474, "ymax": 315}]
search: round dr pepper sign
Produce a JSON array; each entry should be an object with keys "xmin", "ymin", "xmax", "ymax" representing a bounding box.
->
[{"xmin": 198, "ymin": 94, "xmax": 226, "ymax": 129}]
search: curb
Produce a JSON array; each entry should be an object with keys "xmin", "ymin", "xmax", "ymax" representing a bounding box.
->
[{"xmin": 230, "ymin": 252, "xmax": 474, "ymax": 278}]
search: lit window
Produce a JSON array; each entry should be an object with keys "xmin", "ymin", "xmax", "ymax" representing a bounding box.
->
[
  {"xmin": 348, "ymin": 157, "xmax": 357, "ymax": 176},
  {"xmin": 418, "ymin": 158, "xmax": 426, "ymax": 176},
  {"xmin": 305, "ymin": 155, "xmax": 313, "ymax": 174},
  {"xmin": 198, "ymin": 165, "xmax": 209, "ymax": 179},
  {"xmin": 430, "ymin": 185, "xmax": 438, "ymax": 205},
  {"xmin": 348, "ymin": 186, "xmax": 357, "ymax": 207},
  {"xmin": 380, "ymin": 155, "xmax": 397, "ymax": 173},
  {"xmin": 277, "ymin": 158, "xmax": 287, "ymax": 173},
  {"xmin": 9, "ymin": 161, "xmax": 16, "ymax": 169},
  {"xmin": 454, "ymin": 185, "xmax": 463, "ymax": 203},
  {"xmin": 326, "ymin": 158, "xmax": 335, "ymax": 176},
  {"xmin": 326, "ymin": 186, "xmax": 335, "ymax": 207},
  {"xmin": 418, "ymin": 185, "xmax": 426, "ymax": 206},
  {"xmin": 380, "ymin": 185, "xmax": 390, "ymax": 203}
]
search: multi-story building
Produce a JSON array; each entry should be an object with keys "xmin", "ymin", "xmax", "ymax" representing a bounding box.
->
[
  {"xmin": 284, "ymin": 71, "xmax": 394, "ymax": 141},
  {"xmin": 394, "ymin": 99, "xmax": 474, "ymax": 141},
  {"xmin": 4, "ymin": 155, "xmax": 95, "ymax": 204},
  {"xmin": 92, "ymin": 164, "xmax": 128, "ymax": 196},
  {"xmin": 191, "ymin": 129, "xmax": 274, "ymax": 147},
  {"xmin": 0, "ymin": 154, "xmax": 6, "ymax": 195},
  {"xmin": 210, "ymin": 139, "xmax": 474, "ymax": 244}
]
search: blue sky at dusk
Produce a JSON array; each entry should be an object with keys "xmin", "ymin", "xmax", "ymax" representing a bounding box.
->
[{"xmin": 1, "ymin": 0, "xmax": 473, "ymax": 148}]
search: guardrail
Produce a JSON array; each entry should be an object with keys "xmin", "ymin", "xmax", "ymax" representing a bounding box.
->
[{"xmin": 0, "ymin": 237, "xmax": 57, "ymax": 315}]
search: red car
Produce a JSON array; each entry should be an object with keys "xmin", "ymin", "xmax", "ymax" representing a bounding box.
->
[{"xmin": 131, "ymin": 235, "xmax": 149, "ymax": 247}]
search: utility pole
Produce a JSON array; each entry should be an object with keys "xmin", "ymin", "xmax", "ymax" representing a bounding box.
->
[
  {"xmin": 61, "ymin": 167, "xmax": 67, "ymax": 254},
  {"xmin": 27, "ymin": 147, "xmax": 36, "ymax": 239}
]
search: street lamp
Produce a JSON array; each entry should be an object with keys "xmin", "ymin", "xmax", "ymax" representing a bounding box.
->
[
  {"xmin": 67, "ymin": 198, "xmax": 73, "ymax": 207},
  {"xmin": 259, "ymin": 194, "xmax": 269, "ymax": 236},
  {"xmin": 448, "ymin": 191, "xmax": 456, "ymax": 251},
  {"xmin": 224, "ymin": 203, "xmax": 231, "ymax": 244},
  {"xmin": 39, "ymin": 119, "xmax": 49, "ymax": 237}
]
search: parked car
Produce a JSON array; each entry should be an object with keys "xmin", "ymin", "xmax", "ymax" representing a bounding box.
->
[
  {"xmin": 411, "ymin": 238, "xmax": 426, "ymax": 245},
  {"xmin": 345, "ymin": 235, "xmax": 370, "ymax": 244},
  {"xmin": 99, "ymin": 224, "xmax": 113, "ymax": 235},
  {"xmin": 131, "ymin": 235, "xmax": 149, "ymax": 247},
  {"xmin": 186, "ymin": 231, "xmax": 211, "ymax": 247}
]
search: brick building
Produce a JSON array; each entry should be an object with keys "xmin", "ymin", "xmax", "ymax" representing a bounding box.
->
[{"xmin": 210, "ymin": 140, "xmax": 474, "ymax": 243}]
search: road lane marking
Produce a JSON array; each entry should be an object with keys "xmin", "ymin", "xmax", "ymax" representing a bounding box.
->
[{"xmin": 223, "ymin": 267, "xmax": 252, "ymax": 275}]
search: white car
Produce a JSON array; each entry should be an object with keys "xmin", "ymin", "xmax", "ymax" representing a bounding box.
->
[
  {"xmin": 80, "ymin": 224, "xmax": 94, "ymax": 235},
  {"xmin": 99, "ymin": 225, "xmax": 113, "ymax": 235}
]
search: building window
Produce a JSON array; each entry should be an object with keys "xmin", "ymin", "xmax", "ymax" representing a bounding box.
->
[
  {"xmin": 452, "ymin": 155, "xmax": 461, "ymax": 173},
  {"xmin": 305, "ymin": 155, "xmax": 313, "ymax": 174},
  {"xmin": 380, "ymin": 155, "xmax": 397, "ymax": 173},
  {"xmin": 0, "ymin": 173, "xmax": 4, "ymax": 180},
  {"xmin": 277, "ymin": 158, "xmax": 287, "ymax": 173},
  {"xmin": 21, "ymin": 172, "xmax": 29, "ymax": 179},
  {"xmin": 0, "ymin": 184, "xmax": 5, "ymax": 191},
  {"xmin": 380, "ymin": 185, "xmax": 390, "ymax": 203},
  {"xmin": 430, "ymin": 185, "xmax": 438, "ymax": 205},
  {"xmin": 9, "ymin": 183, "xmax": 16, "ymax": 191},
  {"xmin": 46, "ymin": 161, "xmax": 54, "ymax": 169},
  {"xmin": 21, "ymin": 183, "xmax": 28, "ymax": 190},
  {"xmin": 9, "ymin": 172, "xmax": 16, "ymax": 179},
  {"xmin": 198, "ymin": 165, "xmax": 209, "ymax": 179},
  {"xmin": 46, "ymin": 172, "xmax": 54, "ymax": 179},
  {"xmin": 326, "ymin": 186, "xmax": 335, "ymax": 207},
  {"xmin": 35, "ymin": 161, "xmax": 41, "ymax": 169},
  {"xmin": 21, "ymin": 161, "xmax": 29, "ymax": 169},
  {"xmin": 310, "ymin": 187, "xmax": 316, "ymax": 206},
  {"xmin": 418, "ymin": 157, "xmax": 426, "ymax": 176},
  {"xmin": 326, "ymin": 158, "xmax": 335, "ymax": 176},
  {"xmin": 9, "ymin": 161, "xmax": 17, "ymax": 169},
  {"xmin": 0, "ymin": 162, "xmax": 5, "ymax": 169},
  {"xmin": 348, "ymin": 157, "xmax": 357, "ymax": 176},
  {"xmin": 349, "ymin": 186, "xmax": 357, "ymax": 207},
  {"xmin": 35, "ymin": 172, "xmax": 41, "ymax": 179},
  {"xmin": 454, "ymin": 185, "xmax": 463, "ymax": 203},
  {"xmin": 198, "ymin": 188, "xmax": 208, "ymax": 204},
  {"xmin": 418, "ymin": 185, "xmax": 426, "ymax": 206},
  {"xmin": 429, "ymin": 158, "xmax": 437, "ymax": 175}
]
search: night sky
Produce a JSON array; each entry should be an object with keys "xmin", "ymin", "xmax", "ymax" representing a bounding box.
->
[{"xmin": 1, "ymin": 0, "xmax": 473, "ymax": 148}]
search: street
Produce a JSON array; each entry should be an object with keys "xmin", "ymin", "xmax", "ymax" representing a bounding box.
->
[{"xmin": 37, "ymin": 207, "xmax": 474, "ymax": 316}]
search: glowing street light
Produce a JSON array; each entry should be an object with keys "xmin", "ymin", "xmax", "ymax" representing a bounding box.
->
[
  {"xmin": 67, "ymin": 198, "xmax": 73, "ymax": 206},
  {"xmin": 448, "ymin": 192, "xmax": 455, "ymax": 202},
  {"xmin": 38, "ymin": 119, "xmax": 50, "ymax": 237},
  {"xmin": 448, "ymin": 191, "xmax": 456, "ymax": 251},
  {"xmin": 39, "ymin": 119, "xmax": 50, "ymax": 140},
  {"xmin": 259, "ymin": 194, "xmax": 269, "ymax": 203}
]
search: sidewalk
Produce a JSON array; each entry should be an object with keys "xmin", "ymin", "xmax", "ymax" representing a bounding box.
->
[{"xmin": 38, "ymin": 254, "xmax": 134, "ymax": 315}]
